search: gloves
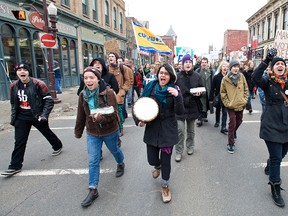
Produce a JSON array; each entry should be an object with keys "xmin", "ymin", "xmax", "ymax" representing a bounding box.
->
[
  {"xmin": 38, "ymin": 116, "xmax": 47, "ymax": 122},
  {"xmin": 264, "ymin": 48, "xmax": 277, "ymax": 64}
]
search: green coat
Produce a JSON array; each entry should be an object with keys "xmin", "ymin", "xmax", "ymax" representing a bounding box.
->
[{"xmin": 220, "ymin": 73, "xmax": 248, "ymax": 111}]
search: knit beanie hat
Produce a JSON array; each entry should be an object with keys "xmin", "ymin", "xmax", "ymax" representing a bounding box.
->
[
  {"xmin": 83, "ymin": 66, "xmax": 101, "ymax": 80},
  {"xmin": 181, "ymin": 54, "xmax": 193, "ymax": 65},
  {"xmin": 271, "ymin": 57, "xmax": 286, "ymax": 68},
  {"xmin": 229, "ymin": 59, "xmax": 240, "ymax": 70},
  {"xmin": 14, "ymin": 63, "xmax": 31, "ymax": 74}
]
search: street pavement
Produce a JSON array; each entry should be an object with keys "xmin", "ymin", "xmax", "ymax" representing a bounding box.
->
[{"xmin": 1, "ymin": 90, "xmax": 288, "ymax": 216}]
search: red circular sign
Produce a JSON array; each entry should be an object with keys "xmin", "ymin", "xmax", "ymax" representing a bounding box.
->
[
  {"xmin": 29, "ymin": 11, "xmax": 45, "ymax": 30},
  {"xmin": 40, "ymin": 34, "xmax": 56, "ymax": 48}
]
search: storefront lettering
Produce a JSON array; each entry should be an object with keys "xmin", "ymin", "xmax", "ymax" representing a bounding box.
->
[{"xmin": 0, "ymin": 4, "xmax": 15, "ymax": 16}]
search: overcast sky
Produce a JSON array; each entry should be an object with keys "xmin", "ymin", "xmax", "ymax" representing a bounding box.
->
[{"xmin": 125, "ymin": 0, "xmax": 268, "ymax": 55}]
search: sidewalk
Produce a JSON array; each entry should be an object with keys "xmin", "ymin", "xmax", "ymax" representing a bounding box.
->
[{"xmin": 0, "ymin": 86, "xmax": 79, "ymax": 132}]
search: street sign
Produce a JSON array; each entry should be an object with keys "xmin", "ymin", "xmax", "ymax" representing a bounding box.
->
[{"xmin": 39, "ymin": 33, "xmax": 57, "ymax": 49}]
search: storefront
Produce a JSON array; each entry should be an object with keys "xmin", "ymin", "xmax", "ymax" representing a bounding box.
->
[{"xmin": 0, "ymin": 1, "xmax": 79, "ymax": 100}]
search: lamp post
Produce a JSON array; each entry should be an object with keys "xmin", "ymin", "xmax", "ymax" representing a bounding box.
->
[{"xmin": 43, "ymin": 0, "xmax": 61, "ymax": 103}]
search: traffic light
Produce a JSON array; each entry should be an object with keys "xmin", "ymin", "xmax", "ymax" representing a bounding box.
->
[{"xmin": 12, "ymin": 10, "xmax": 26, "ymax": 21}]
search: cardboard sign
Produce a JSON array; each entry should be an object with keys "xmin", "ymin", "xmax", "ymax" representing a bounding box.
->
[{"xmin": 273, "ymin": 30, "xmax": 288, "ymax": 59}]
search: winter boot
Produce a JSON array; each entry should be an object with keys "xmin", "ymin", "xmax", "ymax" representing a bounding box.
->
[
  {"xmin": 264, "ymin": 159, "xmax": 269, "ymax": 175},
  {"xmin": 268, "ymin": 181, "xmax": 285, "ymax": 207}
]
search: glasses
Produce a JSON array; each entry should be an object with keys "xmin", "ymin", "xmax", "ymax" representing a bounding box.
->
[{"xmin": 159, "ymin": 71, "xmax": 170, "ymax": 76}]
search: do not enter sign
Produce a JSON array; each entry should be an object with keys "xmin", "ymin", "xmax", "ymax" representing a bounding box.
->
[{"xmin": 39, "ymin": 33, "xmax": 57, "ymax": 49}]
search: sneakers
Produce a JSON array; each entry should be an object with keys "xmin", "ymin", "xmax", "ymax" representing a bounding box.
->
[
  {"xmin": 152, "ymin": 167, "xmax": 161, "ymax": 179},
  {"xmin": 116, "ymin": 163, "xmax": 125, "ymax": 177},
  {"xmin": 175, "ymin": 154, "xmax": 182, "ymax": 162},
  {"xmin": 1, "ymin": 168, "xmax": 21, "ymax": 176},
  {"xmin": 214, "ymin": 122, "xmax": 219, "ymax": 127},
  {"xmin": 52, "ymin": 147, "xmax": 62, "ymax": 156},
  {"xmin": 187, "ymin": 149, "xmax": 194, "ymax": 155},
  {"xmin": 161, "ymin": 185, "xmax": 171, "ymax": 203},
  {"xmin": 227, "ymin": 144, "xmax": 235, "ymax": 154},
  {"xmin": 220, "ymin": 128, "xmax": 228, "ymax": 135},
  {"xmin": 196, "ymin": 120, "xmax": 203, "ymax": 127}
]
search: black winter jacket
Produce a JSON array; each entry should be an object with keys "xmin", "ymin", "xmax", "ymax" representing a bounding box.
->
[
  {"xmin": 252, "ymin": 61, "xmax": 288, "ymax": 143},
  {"xmin": 175, "ymin": 70, "xmax": 204, "ymax": 120},
  {"xmin": 10, "ymin": 78, "xmax": 54, "ymax": 125}
]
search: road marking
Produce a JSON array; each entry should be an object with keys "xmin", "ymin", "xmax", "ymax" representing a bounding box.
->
[
  {"xmin": 252, "ymin": 161, "xmax": 288, "ymax": 168},
  {"xmin": 0, "ymin": 168, "xmax": 113, "ymax": 177},
  {"xmin": 31, "ymin": 124, "xmax": 137, "ymax": 131},
  {"xmin": 1, "ymin": 162, "xmax": 287, "ymax": 177}
]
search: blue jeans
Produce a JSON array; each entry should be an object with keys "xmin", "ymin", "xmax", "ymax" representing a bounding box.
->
[
  {"xmin": 86, "ymin": 130, "xmax": 124, "ymax": 189},
  {"xmin": 55, "ymin": 77, "xmax": 62, "ymax": 93},
  {"xmin": 265, "ymin": 140, "xmax": 288, "ymax": 183}
]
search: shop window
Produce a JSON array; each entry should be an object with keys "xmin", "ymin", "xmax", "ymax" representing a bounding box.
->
[
  {"xmin": 62, "ymin": 38, "xmax": 69, "ymax": 76},
  {"xmin": 33, "ymin": 32, "xmax": 46, "ymax": 78},
  {"xmin": 94, "ymin": 46, "xmax": 99, "ymax": 58},
  {"xmin": 89, "ymin": 44, "xmax": 93, "ymax": 63},
  {"xmin": 53, "ymin": 37, "xmax": 60, "ymax": 70},
  {"xmin": 70, "ymin": 40, "xmax": 77, "ymax": 76},
  {"xmin": 19, "ymin": 28, "xmax": 32, "ymax": 71},
  {"xmin": 1, "ymin": 24, "xmax": 17, "ymax": 80},
  {"xmin": 83, "ymin": 43, "xmax": 88, "ymax": 68},
  {"xmin": 99, "ymin": 47, "xmax": 104, "ymax": 59}
]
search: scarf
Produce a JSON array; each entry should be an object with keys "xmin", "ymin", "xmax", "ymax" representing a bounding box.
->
[
  {"xmin": 83, "ymin": 87, "xmax": 100, "ymax": 110},
  {"xmin": 270, "ymin": 72, "xmax": 288, "ymax": 89},
  {"xmin": 227, "ymin": 71, "xmax": 240, "ymax": 86},
  {"xmin": 142, "ymin": 80, "xmax": 171, "ymax": 106}
]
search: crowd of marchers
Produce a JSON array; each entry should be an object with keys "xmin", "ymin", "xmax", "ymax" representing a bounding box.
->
[{"xmin": 1, "ymin": 48, "xmax": 288, "ymax": 209}]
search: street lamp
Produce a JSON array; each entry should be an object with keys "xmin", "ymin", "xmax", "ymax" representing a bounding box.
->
[{"xmin": 43, "ymin": 1, "xmax": 61, "ymax": 103}]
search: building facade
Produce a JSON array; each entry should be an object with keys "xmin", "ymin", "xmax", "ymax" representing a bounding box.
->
[
  {"xmin": 0, "ymin": 0, "xmax": 127, "ymax": 100},
  {"xmin": 246, "ymin": 0, "xmax": 288, "ymax": 65}
]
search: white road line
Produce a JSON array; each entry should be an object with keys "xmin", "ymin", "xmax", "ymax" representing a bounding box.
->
[
  {"xmin": 1, "ymin": 162, "xmax": 287, "ymax": 177},
  {"xmin": 31, "ymin": 125, "xmax": 137, "ymax": 131},
  {"xmin": 0, "ymin": 168, "xmax": 113, "ymax": 177}
]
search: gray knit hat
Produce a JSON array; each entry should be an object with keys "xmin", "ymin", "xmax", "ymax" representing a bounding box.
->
[{"xmin": 229, "ymin": 59, "xmax": 240, "ymax": 70}]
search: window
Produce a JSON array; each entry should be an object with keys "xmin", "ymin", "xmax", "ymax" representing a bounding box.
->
[
  {"xmin": 83, "ymin": 43, "xmax": 88, "ymax": 68},
  {"xmin": 113, "ymin": 7, "xmax": 117, "ymax": 29},
  {"xmin": 61, "ymin": 0, "xmax": 70, "ymax": 6},
  {"xmin": 274, "ymin": 13, "xmax": 279, "ymax": 36},
  {"xmin": 120, "ymin": 12, "xmax": 123, "ymax": 33},
  {"xmin": 92, "ymin": 0, "xmax": 98, "ymax": 20},
  {"xmin": 94, "ymin": 46, "xmax": 99, "ymax": 58},
  {"xmin": 89, "ymin": 44, "xmax": 93, "ymax": 64},
  {"xmin": 19, "ymin": 28, "xmax": 32, "ymax": 75},
  {"xmin": 267, "ymin": 17, "xmax": 271, "ymax": 39},
  {"xmin": 2, "ymin": 24, "xmax": 17, "ymax": 80},
  {"xmin": 33, "ymin": 32, "xmax": 46, "ymax": 79},
  {"xmin": 105, "ymin": 0, "xmax": 109, "ymax": 25},
  {"xmin": 257, "ymin": 23, "xmax": 260, "ymax": 42},
  {"xmin": 70, "ymin": 40, "xmax": 77, "ymax": 76},
  {"xmin": 62, "ymin": 38, "xmax": 69, "ymax": 76},
  {"xmin": 283, "ymin": 8, "xmax": 288, "ymax": 30},
  {"xmin": 82, "ymin": 0, "xmax": 88, "ymax": 16},
  {"xmin": 261, "ymin": 20, "xmax": 265, "ymax": 41}
]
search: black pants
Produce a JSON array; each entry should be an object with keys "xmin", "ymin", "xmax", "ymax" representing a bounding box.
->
[
  {"xmin": 9, "ymin": 118, "xmax": 62, "ymax": 170},
  {"xmin": 265, "ymin": 140, "xmax": 288, "ymax": 183},
  {"xmin": 146, "ymin": 144, "xmax": 172, "ymax": 181},
  {"xmin": 215, "ymin": 104, "xmax": 227, "ymax": 129}
]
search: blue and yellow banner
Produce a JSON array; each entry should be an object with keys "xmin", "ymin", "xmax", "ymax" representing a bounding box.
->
[{"xmin": 132, "ymin": 21, "xmax": 172, "ymax": 55}]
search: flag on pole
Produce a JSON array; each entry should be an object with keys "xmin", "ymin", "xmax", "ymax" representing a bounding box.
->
[{"xmin": 132, "ymin": 20, "xmax": 172, "ymax": 55}]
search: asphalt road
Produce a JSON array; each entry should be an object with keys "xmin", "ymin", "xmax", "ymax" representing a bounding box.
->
[{"xmin": 0, "ymin": 96, "xmax": 288, "ymax": 216}]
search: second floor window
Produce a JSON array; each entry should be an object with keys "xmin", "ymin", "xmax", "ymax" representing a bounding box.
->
[
  {"xmin": 93, "ymin": 0, "xmax": 98, "ymax": 20},
  {"xmin": 82, "ymin": 0, "xmax": 88, "ymax": 16},
  {"xmin": 120, "ymin": 13, "xmax": 123, "ymax": 33},
  {"xmin": 113, "ymin": 7, "xmax": 117, "ymax": 29},
  {"xmin": 61, "ymin": 0, "xmax": 70, "ymax": 6},
  {"xmin": 105, "ymin": 0, "xmax": 109, "ymax": 25},
  {"xmin": 283, "ymin": 8, "xmax": 288, "ymax": 30}
]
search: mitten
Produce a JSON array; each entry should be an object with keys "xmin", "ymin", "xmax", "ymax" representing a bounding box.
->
[{"xmin": 264, "ymin": 48, "xmax": 277, "ymax": 64}]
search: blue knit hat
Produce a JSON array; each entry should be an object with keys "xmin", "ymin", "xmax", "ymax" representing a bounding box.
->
[{"xmin": 181, "ymin": 54, "xmax": 193, "ymax": 65}]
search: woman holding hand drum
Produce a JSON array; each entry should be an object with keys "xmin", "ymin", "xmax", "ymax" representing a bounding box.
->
[{"xmin": 132, "ymin": 63, "xmax": 184, "ymax": 203}]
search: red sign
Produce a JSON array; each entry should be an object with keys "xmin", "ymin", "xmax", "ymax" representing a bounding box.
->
[
  {"xmin": 40, "ymin": 33, "xmax": 57, "ymax": 48},
  {"xmin": 29, "ymin": 11, "xmax": 45, "ymax": 30}
]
